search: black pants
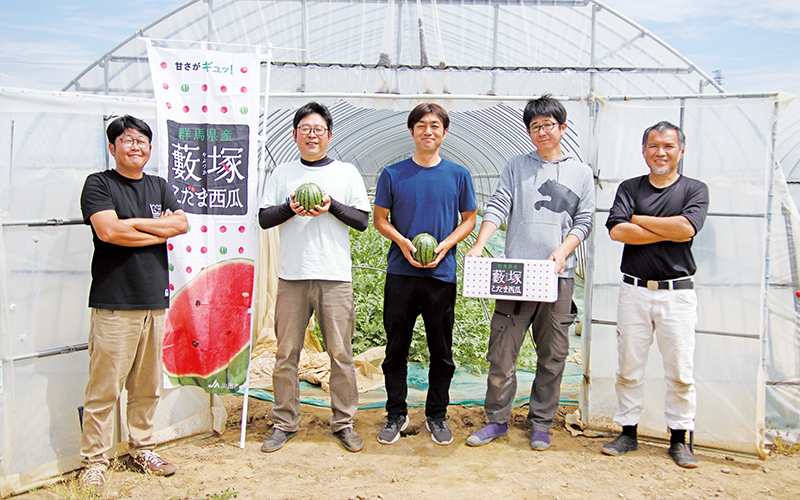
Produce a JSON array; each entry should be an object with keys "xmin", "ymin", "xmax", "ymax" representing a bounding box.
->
[{"xmin": 381, "ymin": 273, "xmax": 456, "ymax": 419}]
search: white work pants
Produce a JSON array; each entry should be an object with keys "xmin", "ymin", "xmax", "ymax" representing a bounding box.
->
[{"xmin": 613, "ymin": 282, "xmax": 697, "ymax": 431}]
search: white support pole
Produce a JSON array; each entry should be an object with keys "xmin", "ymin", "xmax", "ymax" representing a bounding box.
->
[
  {"xmin": 239, "ymin": 368, "xmax": 250, "ymax": 449},
  {"xmin": 240, "ymin": 45, "xmax": 273, "ymax": 450}
]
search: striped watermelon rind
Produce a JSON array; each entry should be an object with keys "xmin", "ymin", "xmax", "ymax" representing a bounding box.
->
[
  {"xmin": 411, "ymin": 233, "xmax": 438, "ymax": 265},
  {"xmin": 295, "ymin": 182, "xmax": 324, "ymax": 212}
]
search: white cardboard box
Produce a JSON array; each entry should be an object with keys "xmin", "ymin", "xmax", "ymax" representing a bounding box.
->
[{"xmin": 462, "ymin": 256, "xmax": 558, "ymax": 302}]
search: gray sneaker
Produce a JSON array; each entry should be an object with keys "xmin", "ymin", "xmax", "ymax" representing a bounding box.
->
[
  {"xmin": 261, "ymin": 428, "xmax": 298, "ymax": 453},
  {"xmin": 601, "ymin": 435, "xmax": 639, "ymax": 456},
  {"xmin": 334, "ymin": 427, "xmax": 364, "ymax": 452},
  {"xmin": 426, "ymin": 416, "xmax": 453, "ymax": 445},
  {"xmin": 377, "ymin": 414, "xmax": 409, "ymax": 445},
  {"xmin": 668, "ymin": 442, "xmax": 699, "ymax": 468}
]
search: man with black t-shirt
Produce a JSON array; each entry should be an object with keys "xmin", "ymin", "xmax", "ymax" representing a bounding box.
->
[
  {"xmin": 602, "ymin": 121, "xmax": 709, "ymax": 468},
  {"xmin": 258, "ymin": 102, "xmax": 370, "ymax": 454},
  {"xmin": 79, "ymin": 115, "xmax": 188, "ymax": 490}
]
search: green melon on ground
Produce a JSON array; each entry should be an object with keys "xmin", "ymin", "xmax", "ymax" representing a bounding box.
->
[
  {"xmin": 164, "ymin": 258, "xmax": 254, "ymax": 394},
  {"xmin": 411, "ymin": 233, "xmax": 438, "ymax": 265}
]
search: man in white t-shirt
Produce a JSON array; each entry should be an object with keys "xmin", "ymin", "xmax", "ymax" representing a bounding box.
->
[{"xmin": 258, "ymin": 102, "xmax": 371, "ymax": 453}]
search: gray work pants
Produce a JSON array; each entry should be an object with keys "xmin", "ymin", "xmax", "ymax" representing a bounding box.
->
[{"xmin": 483, "ymin": 278, "xmax": 576, "ymax": 432}]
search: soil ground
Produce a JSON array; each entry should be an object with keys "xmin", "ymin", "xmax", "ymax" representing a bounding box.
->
[{"xmin": 18, "ymin": 395, "xmax": 800, "ymax": 500}]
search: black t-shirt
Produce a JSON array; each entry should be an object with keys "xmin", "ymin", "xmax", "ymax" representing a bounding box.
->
[
  {"xmin": 80, "ymin": 169, "xmax": 180, "ymax": 309},
  {"xmin": 606, "ymin": 174, "xmax": 709, "ymax": 281}
]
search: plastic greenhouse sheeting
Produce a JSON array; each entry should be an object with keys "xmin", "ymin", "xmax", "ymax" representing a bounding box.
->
[
  {"xmin": 243, "ymin": 360, "xmax": 582, "ymax": 409},
  {"xmin": 0, "ymin": 91, "xmax": 226, "ymax": 498},
  {"xmin": 586, "ymin": 95, "xmax": 791, "ymax": 458}
]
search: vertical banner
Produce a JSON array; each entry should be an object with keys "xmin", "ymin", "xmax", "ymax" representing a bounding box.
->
[{"xmin": 148, "ymin": 43, "xmax": 259, "ymax": 394}]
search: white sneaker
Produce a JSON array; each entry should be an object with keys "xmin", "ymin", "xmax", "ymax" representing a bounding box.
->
[{"xmin": 80, "ymin": 465, "xmax": 107, "ymax": 491}]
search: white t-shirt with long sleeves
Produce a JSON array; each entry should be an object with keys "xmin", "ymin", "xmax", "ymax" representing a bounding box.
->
[{"xmin": 260, "ymin": 159, "xmax": 370, "ymax": 281}]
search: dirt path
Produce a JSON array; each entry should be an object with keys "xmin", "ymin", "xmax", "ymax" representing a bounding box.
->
[{"xmin": 21, "ymin": 395, "xmax": 800, "ymax": 500}]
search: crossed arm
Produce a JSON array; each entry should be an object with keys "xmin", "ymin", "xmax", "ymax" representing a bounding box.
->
[
  {"xmin": 90, "ymin": 209, "xmax": 189, "ymax": 247},
  {"xmin": 609, "ymin": 214, "xmax": 694, "ymax": 245},
  {"xmin": 373, "ymin": 205, "xmax": 477, "ymax": 268}
]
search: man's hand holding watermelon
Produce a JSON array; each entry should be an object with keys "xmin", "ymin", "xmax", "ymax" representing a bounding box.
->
[
  {"xmin": 289, "ymin": 189, "xmax": 331, "ymax": 217},
  {"xmin": 397, "ymin": 236, "xmax": 424, "ymax": 267}
]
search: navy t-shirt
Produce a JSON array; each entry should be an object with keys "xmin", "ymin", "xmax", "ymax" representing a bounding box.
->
[
  {"xmin": 80, "ymin": 169, "xmax": 180, "ymax": 309},
  {"xmin": 606, "ymin": 174, "xmax": 709, "ymax": 281},
  {"xmin": 374, "ymin": 158, "xmax": 476, "ymax": 283}
]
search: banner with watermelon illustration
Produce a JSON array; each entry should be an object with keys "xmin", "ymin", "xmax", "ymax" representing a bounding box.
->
[{"xmin": 147, "ymin": 43, "xmax": 259, "ymax": 394}]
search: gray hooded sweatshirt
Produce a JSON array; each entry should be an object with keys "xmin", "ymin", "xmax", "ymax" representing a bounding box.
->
[{"xmin": 483, "ymin": 151, "xmax": 595, "ymax": 279}]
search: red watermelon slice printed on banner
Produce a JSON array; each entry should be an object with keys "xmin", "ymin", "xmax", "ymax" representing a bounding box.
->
[{"xmin": 164, "ymin": 258, "xmax": 254, "ymax": 394}]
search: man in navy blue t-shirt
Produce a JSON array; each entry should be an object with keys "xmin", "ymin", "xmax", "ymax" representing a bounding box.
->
[{"xmin": 373, "ymin": 103, "xmax": 476, "ymax": 446}]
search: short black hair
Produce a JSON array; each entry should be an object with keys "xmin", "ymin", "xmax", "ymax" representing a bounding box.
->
[
  {"xmin": 407, "ymin": 103, "xmax": 450, "ymax": 130},
  {"xmin": 523, "ymin": 94, "xmax": 567, "ymax": 129},
  {"xmin": 642, "ymin": 121, "xmax": 686, "ymax": 149},
  {"xmin": 293, "ymin": 102, "xmax": 333, "ymax": 132},
  {"xmin": 106, "ymin": 115, "xmax": 152, "ymax": 144}
]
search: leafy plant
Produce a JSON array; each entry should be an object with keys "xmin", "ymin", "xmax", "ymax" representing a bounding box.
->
[{"xmin": 345, "ymin": 215, "xmax": 538, "ymax": 371}]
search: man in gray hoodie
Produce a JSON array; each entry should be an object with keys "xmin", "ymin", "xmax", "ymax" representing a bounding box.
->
[{"xmin": 465, "ymin": 95, "xmax": 595, "ymax": 451}]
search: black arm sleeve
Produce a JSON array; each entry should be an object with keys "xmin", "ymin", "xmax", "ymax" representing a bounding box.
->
[
  {"xmin": 329, "ymin": 197, "xmax": 369, "ymax": 232},
  {"xmin": 258, "ymin": 202, "xmax": 295, "ymax": 229}
]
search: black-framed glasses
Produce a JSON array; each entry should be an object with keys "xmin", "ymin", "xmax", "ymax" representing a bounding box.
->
[
  {"xmin": 529, "ymin": 122, "xmax": 559, "ymax": 134},
  {"xmin": 117, "ymin": 137, "xmax": 151, "ymax": 148},
  {"xmin": 297, "ymin": 125, "xmax": 329, "ymax": 136}
]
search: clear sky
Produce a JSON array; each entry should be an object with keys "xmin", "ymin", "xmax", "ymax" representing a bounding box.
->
[{"xmin": 0, "ymin": 0, "xmax": 798, "ymax": 96}]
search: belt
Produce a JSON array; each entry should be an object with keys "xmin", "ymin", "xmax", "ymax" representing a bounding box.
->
[{"xmin": 623, "ymin": 275, "xmax": 693, "ymax": 290}]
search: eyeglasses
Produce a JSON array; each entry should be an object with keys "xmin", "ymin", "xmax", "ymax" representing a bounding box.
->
[
  {"xmin": 297, "ymin": 125, "xmax": 329, "ymax": 136},
  {"xmin": 529, "ymin": 122, "xmax": 559, "ymax": 134},
  {"xmin": 117, "ymin": 137, "xmax": 151, "ymax": 148}
]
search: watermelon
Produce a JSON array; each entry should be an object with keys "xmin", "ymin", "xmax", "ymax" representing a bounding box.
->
[
  {"xmin": 163, "ymin": 258, "xmax": 254, "ymax": 394},
  {"xmin": 295, "ymin": 182, "xmax": 324, "ymax": 212},
  {"xmin": 411, "ymin": 233, "xmax": 438, "ymax": 266}
]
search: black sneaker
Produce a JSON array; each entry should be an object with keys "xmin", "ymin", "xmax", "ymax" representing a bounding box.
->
[
  {"xmin": 334, "ymin": 427, "xmax": 364, "ymax": 452},
  {"xmin": 261, "ymin": 428, "xmax": 298, "ymax": 453},
  {"xmin": 426, "ymin": 416, "xmax": 453, "ymax": 445},
  {"xmin": 377, "ymin": 414, "xmax": 409, "ymax": 445},
  {"xmin": 668, "ymin": 442, "xmax": 699, "ymax": 468},
  {"xmin": 601, "ymin": 435, "xmax": 639, "ymax": 456}
]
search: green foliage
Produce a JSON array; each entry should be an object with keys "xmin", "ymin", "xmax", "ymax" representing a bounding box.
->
[
  {"xmin": 346, "ymin": 218, "xmax": 537, "ymax": 371},
  {"xmin": 350, "ymin": 224, "xmax": 392, "ymax": 355}
]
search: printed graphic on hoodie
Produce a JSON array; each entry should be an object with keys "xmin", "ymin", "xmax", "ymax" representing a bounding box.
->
[{"xmin": 534, "ymin": 178, "xmax": 580, "ymax": 215}]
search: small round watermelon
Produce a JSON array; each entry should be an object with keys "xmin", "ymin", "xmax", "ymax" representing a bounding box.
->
[
  {"xmin": 163, "ymin": 258, "xmax": 254, "ymax": 394},
  {"xmin": 295, "ymin": 182, "xmax": 324, "ymax": 212},
  {"xmin": 411, "ymin": 233, "xmax": 438, "ymax": 265}
]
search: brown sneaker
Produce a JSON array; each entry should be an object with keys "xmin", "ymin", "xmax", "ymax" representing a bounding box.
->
[
  {"xmin": 126, "ymin": 450, "xmax": 177, "ymax": 476},
  {"xmin": 80, "ymin": 465, "xmax": 106, "ymax": 492}
]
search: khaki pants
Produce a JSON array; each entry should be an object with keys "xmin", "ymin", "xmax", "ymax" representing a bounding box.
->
[
  {"xmin": 80, "ymin": 308, "xmax": 165, "ymax": 467},
  {"xmin": 272, "ymin": 279, "xmax": 358, "ymax": 433}
]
